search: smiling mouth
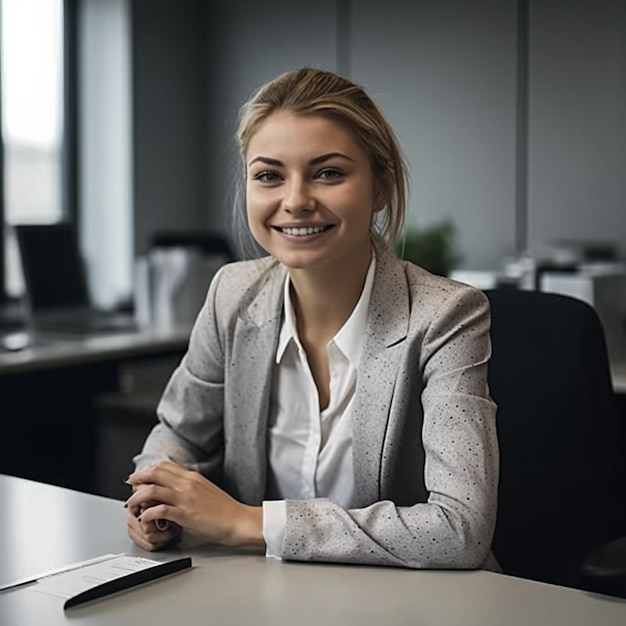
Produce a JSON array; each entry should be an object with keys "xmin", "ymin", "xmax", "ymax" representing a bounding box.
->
[{"xmin": 275, "ymin": 225, "xmax": 334, "ymax": 236}]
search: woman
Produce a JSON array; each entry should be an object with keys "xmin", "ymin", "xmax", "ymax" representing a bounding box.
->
[{"xmin": 126, "ymin": 67, "xmax": 499, "ymax": 569}]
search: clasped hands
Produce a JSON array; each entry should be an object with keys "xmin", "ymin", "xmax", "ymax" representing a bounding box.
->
[{"xmin": 125, "ymin": 461, "xmax": 264, "ymax": 552}]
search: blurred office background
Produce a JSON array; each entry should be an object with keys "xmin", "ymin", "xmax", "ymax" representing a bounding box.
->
[
  {"xmin": 1, "ymin": 0, "xmax": 625, "ymax": 496},
  {"xmin": 1, "ymin": 0, "xmax": 625, "ymax": 310}
]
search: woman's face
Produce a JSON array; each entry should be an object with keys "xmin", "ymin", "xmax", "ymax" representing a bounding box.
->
[{"xmin": 245, "ymin": 111, "xmax": 380, "ymax": 278}]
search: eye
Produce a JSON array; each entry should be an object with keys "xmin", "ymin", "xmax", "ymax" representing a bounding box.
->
[
  {"xmin": 317, "ymin": 168, "xmax": 343, "ymax": 182},
  {"xmin": 252, "ymin": 170, "xmax": 282, "ymax": 183}
]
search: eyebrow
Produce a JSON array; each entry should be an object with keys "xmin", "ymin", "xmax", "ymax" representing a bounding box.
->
[{"xmin": 247, "ymin": 152, "xmax": 355, "ymax": 168}]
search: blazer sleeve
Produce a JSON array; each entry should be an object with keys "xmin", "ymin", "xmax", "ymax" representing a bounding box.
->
[
  {"xmin": 132, "ymin": 266, "xmax": 228, "ymax": 483},
  {"xmin": 280, "ymin": 286, "xmax": 499, "ymax": 569}
]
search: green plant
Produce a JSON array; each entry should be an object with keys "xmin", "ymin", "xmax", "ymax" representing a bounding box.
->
[{"xmin": 394, "ymin": 219, "xmax": 462, "ymax": 277}]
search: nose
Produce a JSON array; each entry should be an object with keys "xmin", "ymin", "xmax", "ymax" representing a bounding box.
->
[{"xmin": 283, "ymin": 177, "xmax": 315, "ymax": 214}]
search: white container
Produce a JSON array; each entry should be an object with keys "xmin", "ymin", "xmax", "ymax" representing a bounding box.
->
[{"xmin": 134, "ymin": 248, "xmax": 227, "ymax": 329}]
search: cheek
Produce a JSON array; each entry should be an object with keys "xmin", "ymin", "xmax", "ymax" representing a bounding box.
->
[
  {"xmin": 247, "ymin": 186, "xmax": 278, "ymax": 215},
  {"xmin": 245, "ymin": 185, "xmax": 260, "ymax": 218},
  {"xmin": 350, "ymin": 188, "xmax": 378, "ymax": 226},
  {"xmin": 245, "ymin": 192, "xmax": 269, "ymax": 240}
]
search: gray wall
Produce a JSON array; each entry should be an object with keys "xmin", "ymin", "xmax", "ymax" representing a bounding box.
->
[
  {"xmin": 351, "ymin": 0, "xmax": 518, "ymax": 269},
  {"xmin": 202, "ymin": 0, "xmax": 339, "ymax": 239},
  {"xmin": 132, "ymin": 0, "xmax": 206, "ymax": 256},
  {"xmin": 528, "ymin": 0, "xmax": 626, "ymax": 258},
  {"xmin": 132, "ymin": 0, "xmax": 626, "ymax": 269}
]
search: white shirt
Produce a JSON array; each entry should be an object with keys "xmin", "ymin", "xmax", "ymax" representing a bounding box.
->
[{"xmin": 262, "ymin": 254, "xmax": 376, "ymax": 557}]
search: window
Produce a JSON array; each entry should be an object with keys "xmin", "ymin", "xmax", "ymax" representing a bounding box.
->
[{"xmin": 0, "ymin": 0, "xmax": 74, "ymax": 299}]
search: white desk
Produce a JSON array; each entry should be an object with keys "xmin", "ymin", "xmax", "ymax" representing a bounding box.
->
[
  {"xmin": 0, "ymin": 475, "xmax": 624, "ymax": 626},
  {"xmin": 0, "ymin": 325, "xmax": 190, "ymax": 376}
]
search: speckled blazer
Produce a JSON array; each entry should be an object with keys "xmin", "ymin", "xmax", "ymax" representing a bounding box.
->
[{"xmin": 135, "ymin": 242, "xmax": 499, "ymax": 570}]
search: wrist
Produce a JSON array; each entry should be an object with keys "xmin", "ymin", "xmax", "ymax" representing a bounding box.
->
[{"xmin": 235, "ymin": 505, "xmax": 265, "ymax": 548}]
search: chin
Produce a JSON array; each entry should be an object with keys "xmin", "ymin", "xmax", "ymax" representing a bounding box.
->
[{"xmin": 271, "ymin": 251, "xmax": 326, "ymax": 271}]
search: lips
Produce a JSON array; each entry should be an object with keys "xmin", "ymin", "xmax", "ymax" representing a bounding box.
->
[{"xmin": 275, "ymin": 225, "xmax": 334, "ymax": 236}]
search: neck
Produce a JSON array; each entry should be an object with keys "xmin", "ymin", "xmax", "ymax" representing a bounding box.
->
[{"xmin": 288, "ymin": 246, "xmax": 372, "ymax": 343}]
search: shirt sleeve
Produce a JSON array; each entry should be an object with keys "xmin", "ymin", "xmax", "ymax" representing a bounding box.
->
[{"xmin": 262, "ymin": 500, "xmax": 287, "ymax": 559}]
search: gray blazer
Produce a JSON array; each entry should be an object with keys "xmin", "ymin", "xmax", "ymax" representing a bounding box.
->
[{"xmin": 136, "ymin": 243, "xmax": 499, "ymax": 569}]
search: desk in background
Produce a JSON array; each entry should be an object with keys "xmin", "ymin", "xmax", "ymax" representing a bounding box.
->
[
  {"xmin": 0, "ymin": 474, "xmax": 625, "ymax": 626},
  {"xmin": 0, "ymin": 326, "xmax": 190, "ymax": 495}
]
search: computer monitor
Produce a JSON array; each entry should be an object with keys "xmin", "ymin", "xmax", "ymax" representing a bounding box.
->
[{"xmin": 14, "ymin": 222, "xmax": 91, "ymax": 313}]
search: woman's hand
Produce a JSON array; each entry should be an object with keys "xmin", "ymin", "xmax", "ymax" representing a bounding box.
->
[
  {"xmin": 125, "ymin": 461, "xmax": 264, "ymax": 548},
  {"xmin": 125, "ymin": 479, "xmax": 182, "ymax": 551},
  {"xmin": 126, "ymin": 506, "xmax": 182, "ymax": 552}
]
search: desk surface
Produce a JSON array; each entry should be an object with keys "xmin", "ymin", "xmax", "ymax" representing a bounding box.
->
[
  {"xmin": 0, "ymin": 325, "xmax": 190, "ymax": 376},
  {"xmin": 0, "ymin": 475, "xmax": 624, "ymax": 626}
]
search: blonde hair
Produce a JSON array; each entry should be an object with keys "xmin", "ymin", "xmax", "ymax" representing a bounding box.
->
[{"xmin": 235, "ymin": 67, "xmax": 408, "ymax": 253}]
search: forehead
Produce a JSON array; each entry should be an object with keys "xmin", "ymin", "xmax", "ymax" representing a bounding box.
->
[{"xmin": 246, "ymin": 111, "xmax": 367, "ymax": 160}]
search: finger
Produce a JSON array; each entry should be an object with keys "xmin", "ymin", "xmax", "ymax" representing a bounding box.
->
[
  {"xmin": 128, "ymin": 510, "xmax": 178, "ymax": 547},
  {"xmin": 138, "ymin": 518, "xmax": 181, "ymax": 547},
  {"xmin": 126, "ymin": 497, "xmax": 157, "ymax": 518},
  {"xmin": 129, "ymin": 481, "xmax": 149, "ymax": 494},
  {"xmin": 138, "ymin": 502, "xmax": 181, "ymax": 528},
  {"xmin": 127, "ymin": 523, "xmax": 162, "ymax": 551},
  {"xmin": 127, "ymin": 513, "xmax": 170, "ymax": 551},
  {"xmin": 141, "ymin": 507, "xmax": 181, "ymax": 535},
  {"xmin": 140, "ymin": 523, "xmax": 177, "ymax": 544},
  {"xmin": 126, "ymin": 500, "xmax": 142, "ymax": 517},
  {"xmin": 125, "ymin": 484, "xmax": 174, "ymax": 512},
  {"xmin": 127, "ymin": 461, "xmax": 186, "ymax": 487}
]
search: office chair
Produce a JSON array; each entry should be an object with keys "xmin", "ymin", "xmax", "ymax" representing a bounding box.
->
[{"xmin": 484, "ymin": 288, "xmax": 626, "ymax": 595}]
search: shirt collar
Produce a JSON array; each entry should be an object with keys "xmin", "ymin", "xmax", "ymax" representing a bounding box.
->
[
  {"xmin": 275, "ymin": 251, "xmax": 377, "ymax": 366},
  {"xmin": 276, "ymin": 280, "xmax": 299, "ymax": 363}
]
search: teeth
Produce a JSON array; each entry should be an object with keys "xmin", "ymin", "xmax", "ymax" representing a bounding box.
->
[{"xmin": 281, "ymin": 226, "xmax": 327, "ymax": 236}]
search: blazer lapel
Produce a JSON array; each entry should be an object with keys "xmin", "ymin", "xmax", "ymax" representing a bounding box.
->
[
  {"xmin": 226, "ymin": 262, "xmax": 285, "ymax": 504},
  {"xmin": 351, "ymin": 246, "xmax": 409, "ymax": 507}
]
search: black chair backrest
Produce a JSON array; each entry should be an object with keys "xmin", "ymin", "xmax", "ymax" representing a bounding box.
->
[{"xmin": 485, "ymin": 288, "xmax": 624, "ymax": 589}]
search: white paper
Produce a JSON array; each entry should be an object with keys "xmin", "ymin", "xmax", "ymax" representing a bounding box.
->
[{"xmin": 31, "ymin": 555, "xmax": 162, "ymax": 600}]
